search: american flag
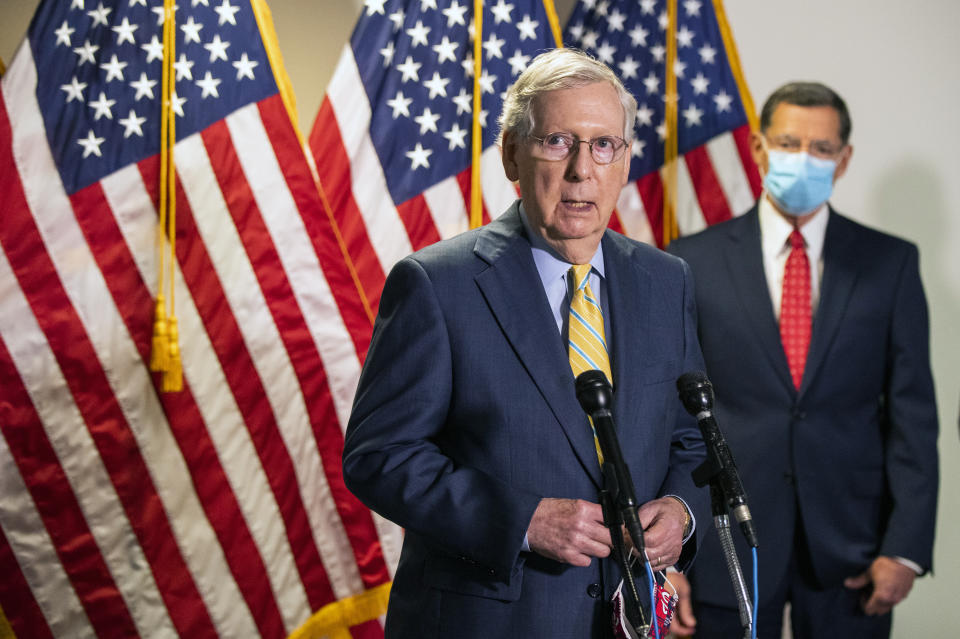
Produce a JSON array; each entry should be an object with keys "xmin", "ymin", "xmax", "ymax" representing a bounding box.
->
[
  {"xmin": 0, "ymin": 1, "xmax": 397, "ymax": 638},
  {"xmin": 310, "ymin": 0, "xmax": 560, "ymax": 310},
  {"xmin": 565, "ymin": 0, "xmax": 761, "ymax": 246}
]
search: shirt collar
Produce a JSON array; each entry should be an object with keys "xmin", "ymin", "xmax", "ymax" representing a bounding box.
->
[
  {"xmin": 758, "ymin": 193, "xmax": 829, "ymax": 259},
  {"xmin": 519, "ymin": 201, "xmax": 605, "ymax": 283}
]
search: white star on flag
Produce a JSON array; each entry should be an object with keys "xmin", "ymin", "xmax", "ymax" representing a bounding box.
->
[
  {"xmin": 118, "ymin": 109, "xmax": 147, "ymax": 137},
  {"xmin": 77, "ymin": 129, "xmax": 106, "ymax": 157},
  {"xmin": 405, "ymin": 142, "xmax": 432, "ymax": 169}
]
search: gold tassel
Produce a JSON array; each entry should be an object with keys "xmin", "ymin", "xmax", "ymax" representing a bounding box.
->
[
  {"xmin": 163, "ymin": 315, "xmax": 183, "ymax": 392},
  {"xmin": 150, "ymin": 295, "xmax": 169, "ymax": 372}
]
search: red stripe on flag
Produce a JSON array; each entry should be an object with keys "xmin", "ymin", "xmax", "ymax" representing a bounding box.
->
[
  {"xmin": 310, "ymin": 98, "xmax": 386, "ymax": 315},
  {"xmin": 203, "ymin": 119, "xmax": 337, "ymax": 610},
  {"xmin": 60, "ymin": 193, "xmax": 214, "ymax": 637},
  {"xmin": 0, "ymin": 336, "xmax": 119, "ymax": 639},
  {"xmin": 77, "ymin": 155, "xmax": 292, "ymax": 638},
  {"xmin": 258, "ymin": 95, "xmax": 384, "ymax": 361},
  {"xmin": 138, "ymin": 160, "xmax": 299, "ymax": 638},
  {"xmin": 0, "ymin": 487, "xmax": 55, "ymax": 639},
  {"xmin": 455, "ymin": 167, "xmax": 492, "ymax": 227},
  {"xmin": 350, "ymin": 619, "xmax": 386, "ymax": 639},
  {"xmin": 684, "ymin": 146, "xmax": 734, "ymax": 226},
  {"xmin": 635, "ymin": 172, "xmax": 665, "ymax": 247},
  {"xmin": 204, "ymin": 116, "xmax": 389, "ymax": 601},
  {"xmin": 732, "ymin": 124, "xmax": 762, "ymax": 198},
  {"xmin": 396, "ymin": 194, "xmax": 441, "ymax": 252},
  {"xmin": 607, "ymin": 210, "xmax": 625, "ymax": 234},
  {"xmin": 1, "ymin": 101, "xmax": 211, "ymax": 637}
]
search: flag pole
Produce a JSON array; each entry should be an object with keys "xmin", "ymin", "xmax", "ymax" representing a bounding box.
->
[
  {"xmin": 662, "ymin": 0, "xmax": 679, "ymax": 246},
  {"xmin": 469, "ymin": 0, "xmax": 484, "ymax": 229}
]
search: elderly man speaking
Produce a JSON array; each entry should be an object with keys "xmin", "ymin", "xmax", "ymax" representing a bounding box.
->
[{"xmin": 343, "ymin": 48, "xmax": 709, "ymax": 639}]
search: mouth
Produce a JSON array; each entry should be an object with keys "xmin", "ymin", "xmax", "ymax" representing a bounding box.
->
[{"xmin": 560, "ymin": 199, "xmax": 595, "ymax": 210}]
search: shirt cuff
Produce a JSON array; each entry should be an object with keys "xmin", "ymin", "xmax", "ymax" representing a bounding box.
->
[
  {"xmin": 893, "ymin": 556, "xmax": 924, "ymax": 575},
  {"xmin": 665, "ymin": 494, "xmax": 696, "ymax": 544}
]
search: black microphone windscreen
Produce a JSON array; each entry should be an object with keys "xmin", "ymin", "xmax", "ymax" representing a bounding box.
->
[
  {"xmin": 575, "ymin": 370, "xmax": 612, "ymax": 414},
  {"xmin": 676, "ymin": 371, "xmax": 714, "ymax": 415}
]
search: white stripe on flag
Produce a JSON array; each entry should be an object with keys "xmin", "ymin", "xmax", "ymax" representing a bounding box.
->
[
  {"xmin": 0, "ymin": 248, "xmax": 99, "ymax": 639},
  {"xmin": 328, "ymin": 45, "xmax": 413, "ymax": 271},
  {"xmin": 176, "ymin": 132, "xmax": 312, "ymax": 631},
  {"xmin": 616, "ymin": 181, "xmax": 656, "ymax": 245},
  {"xmin": 5, "ymin": 47, "xmax": 180, "ymax": 639},
  {"xmin": 480, "ymin": 144, "xmax": 518, "ymax": 219},
  {"xmin": 674, "ymin": 159, "xmax": 708, "ymax": 237},
  {"xmin": 98, "ymin": 168, "xmax": 272, "ymax": 639},
  {"xmin": 226, "ymin": 104, "xmax": 366, "ymax": 598},
  {"xmin": 7, "ymin": 43, "xmax": 261, "ymax": 639},
  {"xmin": 706, "ymin": 132, "xmax": 755, "ymax": 217},
  {"xmin": 424, "ymin": 176, "xmax": 470, "ymax": 241}
]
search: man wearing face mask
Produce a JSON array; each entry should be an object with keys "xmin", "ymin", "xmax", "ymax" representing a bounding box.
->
[{"xmin": 666, "ymin": 82, "xmax": 938, "ymax": 638}]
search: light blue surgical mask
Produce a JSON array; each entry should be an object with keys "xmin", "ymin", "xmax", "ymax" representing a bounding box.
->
[{"xmin": 763, "ymin": 150, "xmax": 837, "ymax": 216}]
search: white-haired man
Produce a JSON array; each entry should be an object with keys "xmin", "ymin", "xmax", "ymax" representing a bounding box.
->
[{"xmin": 344, "ymin": 48, "xmax": 709, "ymax": 638}]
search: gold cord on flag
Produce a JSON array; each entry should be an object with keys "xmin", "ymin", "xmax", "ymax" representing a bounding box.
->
[
  {"xmin": 0, "ymin": 601, "xmax": 14, "ymax": 639},
  {"xmin": 0, "ymin": 56, "xmax": 6, "ymax": 77},
  {"xmin": 662, "ymin": 0, "xmax": 679, "ymax": 246},
  {"xmin": 150, "ymin": 0, "xmax": 183, "ymax": 391},
  {"xmin": 469, "ymin": 0, "xmax": 484, "ymax": 229},
  {"xmin": 543, "ymin": 0, "xmax": 563, "ymax": 47},
  {"xmin": 287, "ymin": 582, "xmax": 392, "ymax": 639}
]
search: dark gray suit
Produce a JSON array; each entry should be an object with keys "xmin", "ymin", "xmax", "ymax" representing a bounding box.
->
[
  {"xmin": 669, "ymin": 205, "xmax": 938, "ymax": 636},
  {"xmin": 343, "ymin": 203, "xmax": 709, "ymax": 638}
]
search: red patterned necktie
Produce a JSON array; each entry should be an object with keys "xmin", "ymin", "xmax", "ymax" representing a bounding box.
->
[{"xmin": 780, "ymin": 229, "xmax": 811, "ymax": 389}]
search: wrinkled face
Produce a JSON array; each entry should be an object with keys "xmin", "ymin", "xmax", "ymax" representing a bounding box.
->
[{"xmin": 502, "ymin": 82, "xmax": 631, "ymax": 257}]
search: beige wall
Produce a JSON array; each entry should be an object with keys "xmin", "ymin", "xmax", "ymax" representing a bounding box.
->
[{"xmin": 3, "ymin": 1, "xmax": 959, "ymax": 636}]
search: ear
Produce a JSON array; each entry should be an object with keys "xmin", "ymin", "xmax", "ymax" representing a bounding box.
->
[
  {"xmin": 501, "ymin": 131, "xmax": 520, "ymax": 182},
  {"xmin": 833, "ymin": 144, "xmax": 853, "ymax": 182},
  {"xmin": 749, "ymin": 129, "xmax": 767, "ymax": 174}
]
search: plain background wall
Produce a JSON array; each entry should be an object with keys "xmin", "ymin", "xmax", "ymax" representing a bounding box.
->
[{"xmin": 3, "ymin": 1, "xmax": 958, "ymax": 635}]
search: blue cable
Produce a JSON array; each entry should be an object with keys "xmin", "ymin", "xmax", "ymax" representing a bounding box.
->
[
  {"xmin": 644, "ymin": 559, "xmax": 660, "ymax": 639},
  {"xmin": 751, "ymin": 547, "xmax": 759, "ymax": 639}
]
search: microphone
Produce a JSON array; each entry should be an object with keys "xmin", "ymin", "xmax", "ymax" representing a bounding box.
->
[
  {"xmin": 575, "ymin": 370, "xmax": 646, "ymax": 556},
  {"xmin": 677, "ymin": 372, "xmax": 758, "ymax": 548}
]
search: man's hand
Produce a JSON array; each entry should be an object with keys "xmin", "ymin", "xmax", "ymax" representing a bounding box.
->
[
  {"xmin": 666, "ymin": 570, "xmax": 697, "ymax": 637},
  {"xmin": 635, "ymin": 497, "xmax": 688, "ymax": 570},
  {"xmin": 843, "ymin": 556, "xmax": 916, "ymax": 615},
  {"xmin": 527, "ymin": 498, "xmax": 612, "ymax": 566}
]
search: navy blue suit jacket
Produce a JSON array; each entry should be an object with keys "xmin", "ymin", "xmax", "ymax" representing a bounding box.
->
[
  {"xmin": 343, "ymin": 203, "xmax": 709, "ymax": 638},
  {"xmin": 668, "ymin": 205, "xmax": 938, "ymax": 607}
]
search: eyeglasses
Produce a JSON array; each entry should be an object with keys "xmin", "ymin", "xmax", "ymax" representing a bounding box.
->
[
  {"xmin": 765, "ymin": 135, "xmax": 844, "ymax": 160},
  {"xmin": 528, "ymin": 132, "xmax": 628, "ymax": 165}
]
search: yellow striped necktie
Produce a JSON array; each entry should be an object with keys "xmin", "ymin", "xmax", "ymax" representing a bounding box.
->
[
  {"xmin": 568, "ymin": 264, "xmax": 612, "ymax": 384},
  {"xmin": 568, "ymin": 264, "xmax": 611, "ymax": 463}
]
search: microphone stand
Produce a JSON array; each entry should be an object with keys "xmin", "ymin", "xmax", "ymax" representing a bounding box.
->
[
  {"xmin": 600, "ymin": 464, "xmax": 646, "ymax": 635},
  {"xmin": 709, "ymin": 485, "xmax": 754, "ymax": 639},
  {"xmin": 576, "ymin": 371, "xmax": 649, "ymax": 636},
  {"xmin": 680, "ymin": 373, "xmax": 755, "ymax": 639}
]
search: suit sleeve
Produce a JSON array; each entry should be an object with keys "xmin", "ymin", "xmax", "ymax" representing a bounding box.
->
[
  {"xmin": 342, "ymin": 256, "xmax": 541, "ymax": 580},
  {"xmin": 879, "ymin": 245, "xmax": 939, "ymax": 571}
]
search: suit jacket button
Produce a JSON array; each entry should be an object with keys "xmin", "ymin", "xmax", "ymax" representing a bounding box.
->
[{"xmin": 587, "ymin": 583, "xmax": 602, "ymax": 599}]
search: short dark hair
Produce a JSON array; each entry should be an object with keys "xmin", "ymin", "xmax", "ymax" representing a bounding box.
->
[{"xmin": 759, "ymin": 82, "xmax": 851, "ymax": 144}]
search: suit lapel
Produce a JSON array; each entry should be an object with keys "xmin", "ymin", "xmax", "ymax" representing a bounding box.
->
[
  {"xmin": 602, "ymin": 233, "xmax": 650, "ymax": 426},
  {"xmin": 801, "ymin": 211, "xmax": 858, "ymax": 396},
  {"xmin": 723, "ymin": 209, "xmax": 796, "ymax": 395},
  {"xmin": 473, "ymin": 205, "xmax": 603, "ymax": 486}
]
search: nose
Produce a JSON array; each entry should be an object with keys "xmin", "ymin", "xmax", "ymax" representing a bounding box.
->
[{"xmin": 564, "ymin": 141, "xmax": 595, "ymax": 181}]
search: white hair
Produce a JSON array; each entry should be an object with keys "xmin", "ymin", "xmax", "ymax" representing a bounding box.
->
[{"xmin": 497, "ymin": 48, "xmax": 637, "ymax": 145}]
